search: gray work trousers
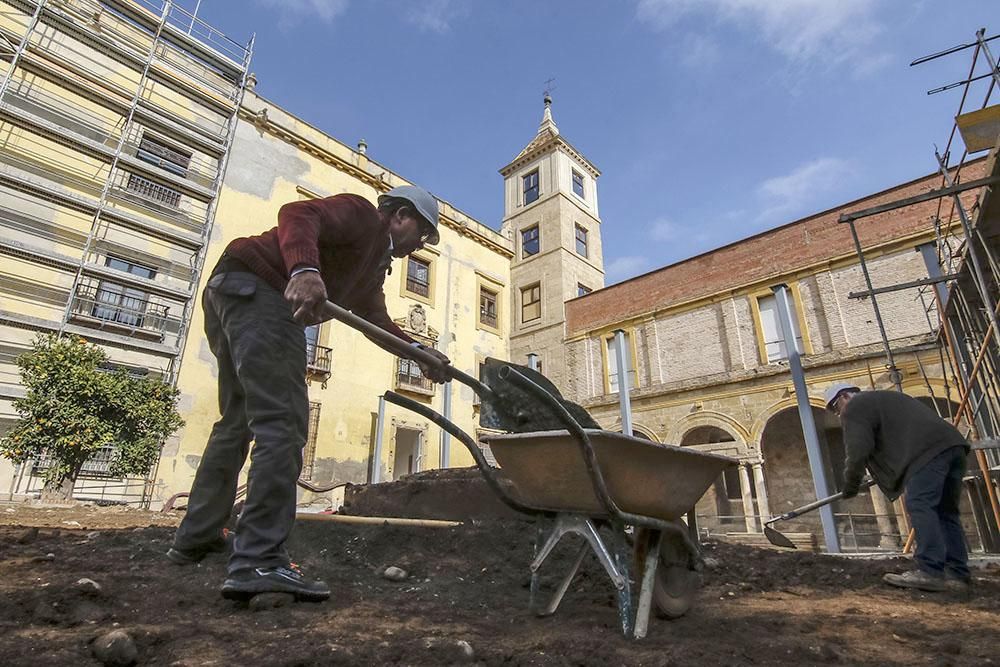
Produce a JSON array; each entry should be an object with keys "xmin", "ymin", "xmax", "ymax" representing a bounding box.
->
[{"xmin": 172, "ymin": 270, "xmax": 308, "ymax": 574}]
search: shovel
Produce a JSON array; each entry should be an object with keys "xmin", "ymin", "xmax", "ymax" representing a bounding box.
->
[{"xmin": 763, "ymin": 479, "xmax": 876, "ymax": 548}]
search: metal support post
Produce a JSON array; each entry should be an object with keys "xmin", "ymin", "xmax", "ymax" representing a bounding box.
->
[
  {"xmin": 772, "ymin": 285, "xmax": 840, "ymax": 552},
  {"xmin": 846, "ymin": 220, "xmax": 903, "ymax": 390},
  {"xmin": 613, "ymin": 329, "xmax": 633, "ymax": 436},
  {"xmin": 439, "ymin": 380, "xmax": 451, "ymax": 469},
  {"xmin": 372, "ymin": 395, "xmax": 386, "ymax": 483}
]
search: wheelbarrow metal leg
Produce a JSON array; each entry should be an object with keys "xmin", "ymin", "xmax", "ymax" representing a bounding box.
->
[
  {"xmin": 537, "ymin": 543, "xmax": 589, "ymax": 616},
  {"xmin": 576, "ymin": 517, "xmax": 628, "ymax": 591},
  {"xmin": 529, "ymin": 518, "xmax": 570, "ymax": 574},
  {"xmin": 529, "ymin": 514, "xmax": 631, "ymax": 623},
  {"xmin": 633, "ymin": 528, "xmax": 663, "ymax": 639},
  {"xmin": 530, "ymin": 516, "xmax": 626, "ymax": 590},
  {"xmin": 608, "ymin": 527, "xmax": 635, "ymax": 637}
]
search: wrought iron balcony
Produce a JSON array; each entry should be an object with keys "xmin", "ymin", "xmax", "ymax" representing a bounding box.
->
[
  {"xmin": 70, "ymin": 280, "xmax": 173, "ymax": 340},
  {"xmin": 306, "ymin": 342, "xmax": 332, "ymax": 376},
  {"xmin": 396, "ymin": 358, "xmax": 434, "ymax": 395}
]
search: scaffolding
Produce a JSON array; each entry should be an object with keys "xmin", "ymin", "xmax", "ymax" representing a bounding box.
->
[
  {"xmin": 0, "ymin": 0, "xmax": 253, "ymax": 505},
  {"xmin": 838, "ymin": 29, "xmax": 1000, "ymax": 552}
]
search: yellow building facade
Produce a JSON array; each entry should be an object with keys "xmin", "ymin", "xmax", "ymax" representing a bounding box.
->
[
  {"xmin": 0, "ymin": 0, "xmax": 252, "ymax": 502},
  {"xmin": 154, "ymin": 91, "xmax": 514, "ymax": 505},
  {"xmin": 0, "ymin": 0, "xmax": 542, "ymax": 506}
]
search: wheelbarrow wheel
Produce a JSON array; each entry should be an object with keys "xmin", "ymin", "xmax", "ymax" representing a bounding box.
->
[
  {"xmin": 634, "ymin": 525, "xmax": 701, "ymax": 620},
  {"xmin": 651, "ymin": 564, "xmax": 700, "ymax": 619}
]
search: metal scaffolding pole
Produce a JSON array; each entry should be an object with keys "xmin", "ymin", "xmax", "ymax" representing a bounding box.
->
[
  {"xmin": 168, "ymin": 32, "xmax": 255, "ymax": 382},
  {"xmin": 845, "ymin": 219, "xmax": 902, "ymax": 390},
  {"xmin": 58, "ymin": 0, "xmax": 175, "ymax": 334},
  {"xmin": 933, "ymin": 151, "xmax": 1000, "ymax": 359},
  {"xmin": 0, "ymin": 0, "xmax": 45, "ymax": 100}
]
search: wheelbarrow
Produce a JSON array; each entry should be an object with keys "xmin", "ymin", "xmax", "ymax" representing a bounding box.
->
[{"xmin": 322, "ymin": 301, "xmax": 737, "ymax": 638}]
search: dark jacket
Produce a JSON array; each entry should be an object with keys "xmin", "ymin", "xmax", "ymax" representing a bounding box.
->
[
  {"xmin": 841, "ymin": 390, "xmax": 968, "ymax": 500},
  {"xmin": 225, "ymin": 194, "xmax": 413, "ymax": 342}
]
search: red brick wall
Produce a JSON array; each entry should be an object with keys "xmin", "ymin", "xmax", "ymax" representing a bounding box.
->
[{"xmin": 566, "ymin": 160, "xmax": 986, "ymax": 335}]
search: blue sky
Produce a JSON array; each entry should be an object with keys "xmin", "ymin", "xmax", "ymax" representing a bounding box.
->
[{"xmin": 191, "ymin": 0, "xmax": 996, "ymax": 284}]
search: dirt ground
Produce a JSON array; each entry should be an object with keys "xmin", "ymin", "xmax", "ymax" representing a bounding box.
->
[{"xmin": 1, "ymin": 498, "xmax": 998, "ymax": 666}]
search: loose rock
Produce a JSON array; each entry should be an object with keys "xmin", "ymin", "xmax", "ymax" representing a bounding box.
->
[
  {"xmin": 702, "ymin": 557, "xmax": 721, "ymax": 570},
  {"xmin": 383, "ymin": 566, "xmax": 408, "ymax": 582},
  {"xmin": 423, "ymin": 637, "xmax": 475, "ymax": 663},
  {"xmin": 91, "ymin": 629, "xmax": 137, "ymax": 667},
  {"xmin": 75, "ymin": 578, "xmax": 103, "ymax": 595}
]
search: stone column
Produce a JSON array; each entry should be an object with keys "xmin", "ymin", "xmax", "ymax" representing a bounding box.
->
[
  {"xmin": 869, "ymin": 487, "xmax": 901, "ymax": 549},
  {"xmin": 738, "ymin": 463, "xmax": 757, "ymax": 533},
  {"xmin": 751, "ymin": 460, "xmax": 770, "ymax": 524}
]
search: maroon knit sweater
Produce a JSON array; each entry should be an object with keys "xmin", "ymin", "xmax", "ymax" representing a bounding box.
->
[{"xmin": 224, "ymin": 193, "xmax": 413, "ymax": 342}]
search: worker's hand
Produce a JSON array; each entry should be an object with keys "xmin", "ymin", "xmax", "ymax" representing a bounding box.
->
[
  {"xmin": 841, "ymin": 485, "xmax": 859, "ymax": 500},
  {"xmin": 416, "ymin": 346, "xmax": 451, "ymax": 383},
  {"xmin": 284, "ymin": 270, "xmax": 327, "ymax": 325}
]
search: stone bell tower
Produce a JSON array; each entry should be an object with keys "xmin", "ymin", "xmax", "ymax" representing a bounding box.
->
[{"xmin": 500, "ymin": 94, "xmax": 605, "ymax": 389}]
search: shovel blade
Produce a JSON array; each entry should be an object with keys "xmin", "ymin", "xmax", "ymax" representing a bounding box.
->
[{"xmin": 764, "ymin": 524, "xmax": 797, "ymax": 549}]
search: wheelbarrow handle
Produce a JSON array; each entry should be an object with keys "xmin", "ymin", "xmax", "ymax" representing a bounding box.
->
[
  {"xmin": 320, "ymin": 300, "xmax": 492, "ymax": 397},
  {"xmin": 766, "ymin": 478, "xmax": 877, "ymax": 524}
]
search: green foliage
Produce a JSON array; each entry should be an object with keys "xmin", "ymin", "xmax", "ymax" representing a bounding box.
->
[{"xmin": 0, "ymin": 334, "xmax": 184, "ymax": 487}]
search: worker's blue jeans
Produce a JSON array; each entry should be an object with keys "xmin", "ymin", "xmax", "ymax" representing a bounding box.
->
[
  {"xmin": 172, "ymin": 270, "xmax": 307, "ymax": 574},
  {"xmin": 904, "ymin": 445, "xmax": 969, "ymax": 581}
]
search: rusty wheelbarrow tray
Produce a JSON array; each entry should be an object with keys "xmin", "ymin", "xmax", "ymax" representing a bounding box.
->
[{"xmin": 322, "ymin": 300, "xmax": 736, "ymax": 639}]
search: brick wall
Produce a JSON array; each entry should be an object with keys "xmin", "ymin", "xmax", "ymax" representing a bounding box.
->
[{"xmin": 566, "ymin": 161, "xmax": 985, "ymax": 336}]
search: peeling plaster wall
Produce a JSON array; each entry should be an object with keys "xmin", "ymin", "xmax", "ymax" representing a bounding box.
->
[{"xmin": 153, "ymin": 96, "xmax": 512, "ymax": 506}]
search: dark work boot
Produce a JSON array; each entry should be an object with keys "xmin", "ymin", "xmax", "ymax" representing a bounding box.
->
[
  {"xmin": 166, "ymin": 532, "xmax": 229, "ymax": 565},
  {"xmin": 883, "ymin": 569, "xmax": 946, "ymax": 592},
  {"xmin": 221, "ymin": 564, "xmax": 330, "ymax": 602}
]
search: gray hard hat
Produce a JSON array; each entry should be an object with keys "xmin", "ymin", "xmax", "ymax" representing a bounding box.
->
[
  {"xmin": 824, "ymin": 382, "xmax": 860, "ymax": 410},
  {"xmin": 378, "ymin": 185, "xmax": 440, "ymax": 245}
]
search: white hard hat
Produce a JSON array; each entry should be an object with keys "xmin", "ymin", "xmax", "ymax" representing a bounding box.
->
[
  {"xmin": 378, "ymin": 185, "xmax": 440, "ymax": 245},
  {"xmin": 824, "ymin": 382, "xmax": 860, "ymax": 410}
]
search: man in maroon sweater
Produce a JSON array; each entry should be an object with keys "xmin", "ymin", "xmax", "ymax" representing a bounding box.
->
[{"xmin": 167, "ymin": 185, "xmax": 450, "ymax": 602}]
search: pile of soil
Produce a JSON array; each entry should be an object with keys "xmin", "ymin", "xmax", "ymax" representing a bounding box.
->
[
  {"xmin": 342, "ymin": 467, "xmax": 530, "ymax": 521},
  {"xmin": 1, "ymin": 503, "xmax": 998, "ymax": 666}
]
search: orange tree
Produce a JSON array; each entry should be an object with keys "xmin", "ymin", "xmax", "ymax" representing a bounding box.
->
[{"xmin": 0, "ymin": 334, "xmax": 183, "ymax": 502}]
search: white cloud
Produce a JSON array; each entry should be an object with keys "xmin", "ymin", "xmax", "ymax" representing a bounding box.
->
[
  {"xmin": 649, "ymin": 217, "xmax": 680, "ymax": 241},
  {"xmin": 636, "ymin": 0, "xmax": 886, "ymax": 70},
  {"xmin": 405, "ymin": 0, "xmax": 463, "ymax": 34},
  {"xmin": 755, "ymin": 157, "xmax": 853, "ymax": 222},
  {"xmin": 648, "ymin": 217, "xmax": 719, "ymax": 263},
  {"xmin": 606, "ymin": 256, "xmax": 651, "ymax": 283},
  {"xmin": 255, "ymin": 0, "xmax": 349, "ymax": 29},
  {"xmin": 679, "ymin": 33, "xmax": 723, "ymax": 69}
]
